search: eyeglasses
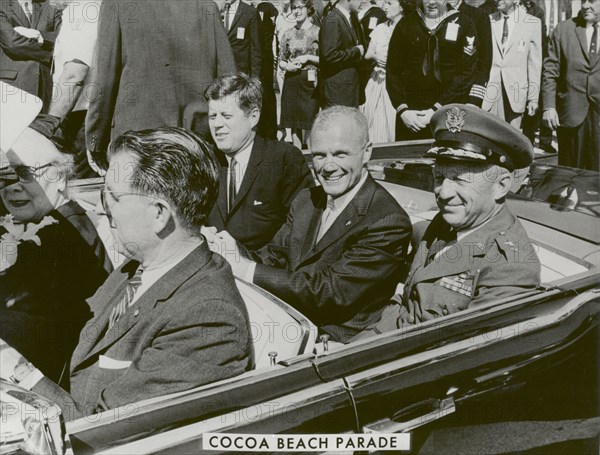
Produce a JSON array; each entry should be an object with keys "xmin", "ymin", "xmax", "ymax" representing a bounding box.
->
[
  {"xmin": 100, "ymin": 187, "xmax": 163, "ymax": 228},
  {"xmin": 0, "ymin": 163, "xmax": 54, "ymax": 189},
  {"xmin": 291, "ymin": 5, "xmax": 307, "ymax": 10}
]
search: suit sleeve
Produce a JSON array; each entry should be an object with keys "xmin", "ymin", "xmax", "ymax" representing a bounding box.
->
[
  {"xmin": 38, "ymin": 5, "xmax": 62, "ymax": 46},
  {"xmin": 438, "ymin": 19, "xmax": 477, "ymax": 106},
  {"xmin": 541, "ymin": 26, "xmax": 560, "ymax": 110},
  {"xmin": 527, "ymin": 20, "xmax": 542, "ymax": 104},
  {"xmin": 280, "ymin": 147, "xmax": 314, "ymax": 217},
  {"xmin": 0, "ymin": 10, "xmax": 52, "ymax": 63},
  {"xmin": 85, "ymin": 0, "xmax": 122, "ymax": 157},
  {"xmin": 386, "ymin": 21, "xmax": 406, "ymax": 111},
  {"xmin": 320, "ymin": 15, "xmax": 361, "ymax": 68},
  {"xmin": 252, "ymin": 211, "xmax": 411, "ymax": 326},
  {"xmin": 469, "ymin": 12, "xmax": 492, "ymax": 106},
  {"xmin": 32, "ymin": 297, "xmax": 251, "ymax": 421},
  {"xmin": 249, "ymin": 9, "xmax": 263, "ymax": 77}
]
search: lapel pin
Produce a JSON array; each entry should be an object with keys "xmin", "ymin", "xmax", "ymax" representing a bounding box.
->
[{"xmin": 345, "ymin": 220, "xmax": 352, "ymax": 226}]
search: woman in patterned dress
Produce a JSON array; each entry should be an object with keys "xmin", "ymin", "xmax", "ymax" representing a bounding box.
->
[
  {"xmin": 279, "ymin": 0, "xmax": 320, "ymax": 149},
  {"xmin": 361, "ymin": 0, "xmax": 403, "ymax": 143}
]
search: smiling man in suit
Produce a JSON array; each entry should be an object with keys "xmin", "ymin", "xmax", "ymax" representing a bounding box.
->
[
  {"xmin": 481, "ymin": 0, "xmax": 542, "ymax": 129},
  {"xmin": 204, "ymin": 73, "xmax": 313, "ymax": 250},
  {"xmin": 542, "ymin": 0, "xmax": 600, "ymax": 171},
  {"xmin": 319, "ymin": 0, "xmax": 365, "ymax": 107},
  {"xmin": 2, "ymin": 127, "xmax": 254, "ymax": 421},
  {"xmin": 0, "ymin": 0, "xmax": 61, "ymax": 109},
  {"xmin": 206, "ymin": 106, "xmax": 412, "ymax": 343}
]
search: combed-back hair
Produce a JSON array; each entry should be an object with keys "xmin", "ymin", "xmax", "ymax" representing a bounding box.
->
[
  {"xmin": 204, "ymin": 72, "xmax": 263, "ymax": 114},
  {"xmin": 108, "ymin": 126, "xmax": 220, "ymax": 232},
  {"xmin": 311, "ymin": 105, "xmax": 369, "ymax": 146}
]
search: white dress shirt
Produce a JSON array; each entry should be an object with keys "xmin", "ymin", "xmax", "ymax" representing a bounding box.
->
[{"xmin": 224, "ymin": 0, "xmax": 240, "ymax": 31}]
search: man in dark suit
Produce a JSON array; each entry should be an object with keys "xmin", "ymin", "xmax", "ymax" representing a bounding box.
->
[
  {"xmin": 204, "ymin": 73, "xmax": 313, "ymax": 250},
  {"xmin": 449, "ymin": 0, "xmax": 493, "ymax": 107},
  {"xmin": 223, "ymin": 0, "xmax": 263, "ymax": 77},
  {"xmin": 206, "ymin": 107, "xmax": 412, "ymax": 343},
  {"xmin": 3, "ymin": 127, "xmax": 254, "ymax": 421},
  {"xmin": 542, "ymin": 2, "xmax": 600, "ymax": 171},
  {"xmin": 0, "ymin": 0, "xmax": 61, "ymax": 109},
  {"xmin": 85, "ymin": 0, "xmax": 237, "ymax": 170},
  {"xmin": 372, "ymin": 105, "xmax": 540, "ymax": 332},
  {"xmin": 319, "ymin": 0, "xmax": 365, "ymax": 107}
]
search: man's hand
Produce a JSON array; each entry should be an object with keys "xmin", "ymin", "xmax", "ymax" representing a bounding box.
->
[
  {"xmin": 206, "ymin": 230, "xmax": 253, "ymax": 278},
  {"xmin": 13, "ymin": 26, "xmax": 42, "ymax": 43},
  {"xmin": 285, "ymin": 60, "xmax": 301, "ymax": 72},
  {"xmin": 401, "ymin": 110, "xmax": 428, "ymax": 133},
  {"xmin": 527, "ymin": 102, "xmax": 538, "ymax": 117},
  {"xmin": 0, "ymin": 340, "xmax": 28, "ymax": 382},
  {"xmin": 419, "ymin": 109, "xmax": 435, "ymax": 126},
  {"xmin": 543, "ymin": 108, "xmax": 560, "ymax": 130}
]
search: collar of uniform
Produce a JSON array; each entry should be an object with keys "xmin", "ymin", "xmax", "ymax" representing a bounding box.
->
[
  {"xmin": 417, "ymin": 7, "xmax": 460, "ymax": 30},
  {"xmin": 336, "ymin": 4, "xmax": 352, "ymax": 23},
  {"xmin": 326, "ymin": 169, "xmax": 369, "ymax": 214}
]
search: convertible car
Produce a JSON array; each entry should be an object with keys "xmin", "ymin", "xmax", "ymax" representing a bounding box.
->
[{"xmin": 7, "ymin": 141, "xmax": 600, "ymax": 454}]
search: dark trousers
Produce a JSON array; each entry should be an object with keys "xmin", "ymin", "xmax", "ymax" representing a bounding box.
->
[{"xmin": 557, "ymin": 107, "xmax": 600, "ymax": 171}]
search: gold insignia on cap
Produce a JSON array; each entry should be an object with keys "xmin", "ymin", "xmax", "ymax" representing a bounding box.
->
[{"xmin": 446, "ymin": 107, "xmax": 466, "ymax": 133}]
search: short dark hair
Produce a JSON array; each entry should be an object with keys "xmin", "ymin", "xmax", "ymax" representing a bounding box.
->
[
  {"xmin": 204, "ymin": 72, "xmax": 263, "ymax": 114},
  {"xmin": 291, "ymin": 0, "xmax": 316, "ymax": 17},
  {"xmin": 107, "ymin": 127, "xmax": 220, "ymax": 232}
]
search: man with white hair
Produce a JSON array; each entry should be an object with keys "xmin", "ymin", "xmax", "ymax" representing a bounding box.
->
[{"xmin": 206, "ymin": 106, "xmax": 412, "ymax": 343}]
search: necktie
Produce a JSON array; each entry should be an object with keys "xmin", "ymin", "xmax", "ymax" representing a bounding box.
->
[
  {"xmin": 108, "ymin": 268, "xmax": 143, "ymax": 329},
  {"xmin": 502, "ymin": 15, "xmax": 509, "ymax": 45},
  {"xmin": 350, "ymin": 11, "xmax": 365, "ymax": 47},
  {"xmin": 590, "ymin": 23, "xmax": 598, "ymax": 59},
  {"xmin": 316, "ymin": 198, "xmax": 336, "ymax": 242},
  {"xmin": 224, "ymin": 2, "xmax": 231, "ymax": 31},
  {"xmin": 228, "ymin": 157, "xmax": 237, "ymax": 213},
  {"xmin": 425, "ymin": 230, "xmax": 457, "ymax": 266},
  {"xmin": 23, "ymin": 1, "xmax": 32, "ymax": 23}
]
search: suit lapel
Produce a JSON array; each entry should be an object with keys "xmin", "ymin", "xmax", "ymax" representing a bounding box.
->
[
  {"xmin": 300, "ymin": 189, "xmax": 327, "ymax": 260},
  {"xmin": 217, "ymin": 160, "xmax": 229, "ymax": 222},
  {"xmin": 229, "ymin": 1, "xmax": 244, "ymax": 35},
  {"xmin": 75, "ymin": 245, "xmax": 212, "ymax": 367},
  {"xmin": 336, "ymin": 9, "xmax": 358, "ymax": 44},
  {"xmin": 491, "ymin": 13, "xmax": 505, "ymax": 56},
  {"xmin": 503, "ymin": 9, "xmax": 525, "ymax": 55},
  {"xmin": 229, "ymin": 137, "xmax": 263, "ymax": 215},
  {"xmin": 10, "ymin": 0, "xmax": 30, "ymax": 27},
  {"xmin": 411, "ymin": 207, "xmax": 514, "ymax": 285},
  {"xmin": 301, "ymin": 175, "xmax": 376, "ymax": 263},
  {"xmin": 575, "ymin": 22, "xmax": 591, "ymax": 64}
]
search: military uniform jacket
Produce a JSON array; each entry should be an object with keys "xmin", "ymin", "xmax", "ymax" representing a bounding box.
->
[
  {"xmin": 387, "ymin": 9, "xmax": 478, "ymax": 111},
  {"xmin": 400, "ymin": 206, "xmax": 541, "ymax": 324}
]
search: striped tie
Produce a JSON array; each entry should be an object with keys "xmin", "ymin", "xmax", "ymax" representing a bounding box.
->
[{"xmin": 108, "ymin": 268, "xmax": 143, "ymax": 329}]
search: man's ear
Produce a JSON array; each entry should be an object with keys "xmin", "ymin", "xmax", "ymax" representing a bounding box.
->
[
  {"xmin": 152, "ymin": 199, "xmax": 174, "ymax": 234},
  {"xmin": 362, "ymin": 141, "xmax": 373, "ymax": 165},
  {"xmin": 494, "ymin": 170, "xmax": 513, "ymax": 201},
  {"xmin": 249, "ymin": 107, "xmax": 261, "ymax": 130}
]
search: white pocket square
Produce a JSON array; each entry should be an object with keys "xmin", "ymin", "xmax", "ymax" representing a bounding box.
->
[
  {"xmin": 99, "ymin": 355, "xmax": 132, "ymax": 370},
  {"xmin": 253, "ymin": 200, "xmax": 263, "ymax": 206}
]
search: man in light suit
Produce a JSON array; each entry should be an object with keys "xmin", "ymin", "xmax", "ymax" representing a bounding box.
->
[
  {"xmin": 85, "ymin": 0, "xmax": 237, "ymax": 170},
  {"xmin": 542, "ymin": 0, "xmax": 600, "ymax": 171},
  {"xmin": 204, "ymin": 73, "xmax": 313, "ymax": 250},
  {"xmin": 482, "ymin": 0, "xmax": 542, "ymax": 129},
  {"xmin": 0, "ymin": 0, "xmax": 61, "ymax": 109},
  {"xmin": 206, "ymin": 107, "xmax": 412, "ymax": 343},
  {"xmin": 319, "ymin": 0, "xmax": 365, "ymax": 107},
  {"xmin": 3, "ymin": 127, "xmax": 254, "ymax": 421}
]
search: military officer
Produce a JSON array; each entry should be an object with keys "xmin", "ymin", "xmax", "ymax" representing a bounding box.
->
[{"xmin": 366, "ymin": 104, "xmax": 541, "ymax": 333}]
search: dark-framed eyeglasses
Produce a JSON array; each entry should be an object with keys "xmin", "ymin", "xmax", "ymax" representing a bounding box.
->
[
  {"xmin": 0, "ymin": 163, "xmax": 54, "ymax": 189},
  {"xmin": 291, "ymin": 4, "xmax": 307, "ymax": 10}
]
